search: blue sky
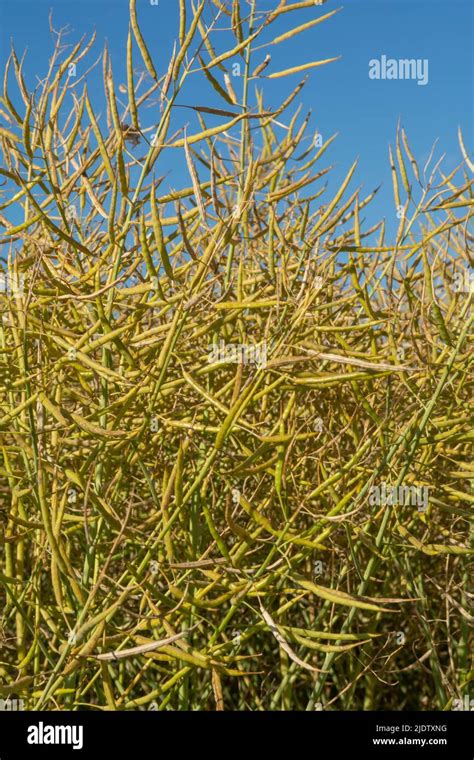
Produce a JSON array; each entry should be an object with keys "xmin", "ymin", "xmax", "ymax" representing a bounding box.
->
[{"xmin": 0, "ymin": 0, "xmax": 472, "ymax": 238}]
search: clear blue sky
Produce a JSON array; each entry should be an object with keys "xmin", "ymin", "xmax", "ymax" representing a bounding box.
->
[{"xmin": 0, "ymin": 0, "xmax": 472, "ymax": 237}]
